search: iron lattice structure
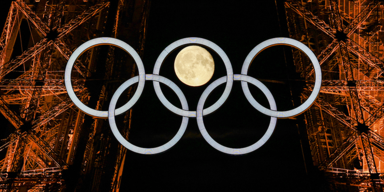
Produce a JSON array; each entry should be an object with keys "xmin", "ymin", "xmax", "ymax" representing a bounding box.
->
[
  {"xmin": 285, "ymin": 0, "xmax": 384, "ymax": 191},
  {"xmin": 0, "ymin": 0, "xmax": 150, "ymax": 191}
]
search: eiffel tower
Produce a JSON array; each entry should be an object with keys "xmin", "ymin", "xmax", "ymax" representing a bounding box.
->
[
  {"xmin": 285, "ymin": 0, "xmax": 384, "ymax": 191},
  {"xmin": 0, "ymin": 0, "xmax": 150, "ymax": 191}
]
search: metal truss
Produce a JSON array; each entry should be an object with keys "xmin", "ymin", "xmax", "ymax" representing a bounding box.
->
[
  {"xmin": 286, "ymin": 0, "xmax": 384, "ymax": 79},
  {"xmin": 0, "ymin": 0, "xmax": 152, "ymax": 190},
  {"xmin": 286, "ymin": 0, "xmax": 384, "ymax": 191},
  {"xmin": 0, "ymin": 0, "xmax": 111, "ymax": 190}
]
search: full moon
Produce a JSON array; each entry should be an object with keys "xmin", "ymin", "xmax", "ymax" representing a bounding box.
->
[{"xmin": 174, "ymin": 45, "xmax": 215, "ymax": 87}]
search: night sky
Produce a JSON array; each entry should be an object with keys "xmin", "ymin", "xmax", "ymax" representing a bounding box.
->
[
  {"xmin": 0, "ymin": 0, "xmax": 328, "ymax": 191},
  {"xmin": 119, "ymin": 0, "xmax": 324, "ymax": 191}
]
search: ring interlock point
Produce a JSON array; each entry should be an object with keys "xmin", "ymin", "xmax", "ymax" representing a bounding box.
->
[{"xmin": 65, "ymin": 37, "xmax": 322, "ymax": 155}]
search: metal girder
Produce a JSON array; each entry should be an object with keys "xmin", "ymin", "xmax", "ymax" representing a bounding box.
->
[
  {"xmin": 0, "ymin": 3, "xmax": 17, "ymax": 53},
  {"xmin": 21, "ymin": 124, "xmax": 60, "ymax": 171},
  {"xmin": 285, "ymin": 2, "xmax": 336, "ymax": 38},
  {"xmin": 319, "ymin": 134, "xmax": 358, "ymax": 170},
  {"xmin": 345, "ymin": 147, "xmax": 359, "ymax": 165},
  {"xmin": 26, "ymin": 134, "xmax": 60, "ymax": 167},
  {"xmin": 0, "ymin": 81, "xmax": 84, "ymax": 92},
  {"xmin": 303, "ymin": 92, "xmax": 356, "ymax": 128},
  {"xmin": 329, "ymin": 0, "xmax": 344, "ymax": 32},
  {"xmin": 0, "ymin": 5, "xmax": 21, "ymax": 75},
  {"xmin": 57, "ymin": 2, "xmax": 110, "ymax": 38},
  {"xmin": 0, "ymin": 39, "xmax": 51, "ymax": 81},
  {"xmin": 321, "ymin": 53, "xmax": 341, "ymax": 78},
  {"xmin": 345, "ymin": 39, "xmax": 384, "ymax": 78},
  {"xmin": 285, "ymin": 1, "xmax": 384, "ymax": 79},
  {"xmin": 339, "ymin": 45, "xmax": 356, "ymax": 79},
  {"xmin": 2, "ymin": 91, "xmax": 79, "ymax": 105},
  {"xmin": 54, "ymin": 39, "xmax": 87, "ymax": 77},
  {"xmin": 22, "ymin": 51, "xmax": 43, "ymax": 122},
  {"xmin": 2, "ymin": 136, "xmax": 23, "ymax": 172},
  {"xmin": 349, "ymin": 90, "xmax": 364, "ymax": 123},
  {"xmin": 1, "ymin": 70, "xmax": 33, "ymax": 92},
  {"xmin": 23, "ymin": 41, "xmax": 55, "ymax": 121},
  {"xmin": 359, "ymin": 92, "xmax": 383, "ymax": 125},
  {"xmin": 13, "ymin": 1, "xmax": 49, "ymax": 36},
  {"xmin": 359, "ymin": 91, "xmax": 384, "ymax": 128},
  {"xmin": 0, "ymin": 137, "xmax": 17, "ymax": 153},
  {"xmin": 0, "ymin": 159, "xmax": 5, "ymax": 170},
  {"xmin": 370, "ymin": 132, "xmax": 384, "ymax": 148},
  {"xmin": 303, "ymin": 90, "xmax": 384, "ymax": 150},
  {"xmin": 338, "ymin": 44, "xmax": 353, "ymax": 81},
  {"xmin": 42, "ymin": 0, "xmax": 53, "ymax": 29},
  {"xmin": 318, "ymin": 87, "xmax": 345, "ymax": 95},
  {"xmin": 335, "ymin": 43, "xmax": 364, "ymax": 122},
  {"xmin": 341, "ymin": 42, "xmax": 378, "ymax": 79},
  {"xmin": 37, "ymin": 43, "xmax": 53, "ymax": 80},
  {"xmin": 0, "ymin": 172, "xmax": 64, "ymax": 190},
  {"xmin": 22, "ymin": 143, "xmax": 33, "ymax": 171},
  {"xmin": 344, "ymin": 1, "xmax": 378, "ymax": 37},
  {"xmin": 0, "ymin": 76, "xmax": 85, "ymax": 92},
  {"xmin": 372, "ymin": 143, "xmax": 384, "ymax": 163},
  {"xmin": 31, "ymin": 97, "xmax": 75, "ymax": 130},
  {"xmin": 1, "ymin": 136, "xmax": 16, "ymax": 172},
  {"xmin": 360, "ymin": 135, "xmax": 378, "ymax": 174},
  {"xmin": 0, "ymin": 2, "xmax": 108, "ymax": 81},
  {"xmin": 25, "ymin": 146, "xmax": 47, "ymax": 169},
  {"xmin": 0, "ymin": 96, "xmax": 23, "ymax": 129},
  {"xmin": 52, "ymin": 1, "xmax": 64, "ymax": 31},
  {"xmin": 305, "ymin": 93, "xmax": 384, "ymax": 148},
  {"xmin": 320, "ymin": 80, "xmax": 384, "ymax": 92},
  {"xmin": 306, "ymin": 39, "xmax": 339, "ymax": 79},
  {"xmin": 323, "ymin": 80, "xmax": 384, "ymax": 86}
]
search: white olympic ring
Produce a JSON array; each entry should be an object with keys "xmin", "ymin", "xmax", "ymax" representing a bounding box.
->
[
  {"xmin": 64, "ymin": 37, "xmax": 321, "ymax": 155},
  {"xmin": 65, "ymin": 37, "xmax": 146, "ymax": 118}
]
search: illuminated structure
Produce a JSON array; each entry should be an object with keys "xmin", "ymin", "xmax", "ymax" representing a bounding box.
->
[
  {"xmin": 285, "ymin": 0, "xmax": 384, "ymax": 191},
  {"xmin": 64, "ymin": 37, "xmax": 321, "ymax": 155},
  {"xmin": 0, "ymin": 0, "xmax": 150, "ymax": 191}
]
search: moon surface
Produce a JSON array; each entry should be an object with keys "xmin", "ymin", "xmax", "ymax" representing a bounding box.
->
[{"xmin": 174, "ymin": 45, "xmax": 215, "ymax": 87}]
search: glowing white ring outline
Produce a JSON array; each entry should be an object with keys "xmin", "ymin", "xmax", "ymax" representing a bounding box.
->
[
  {"xmin": 241, "ymin": 37, "xmax": 321, "ymax": 118},
  {"xmin": 108, "ymin": 75, "xmax": 189, "ymax": 155},
  {"xmin": 64, "ymin": 37, "xmax": 321, "ymax": 155},
  {"xmin": 64, "ymin": 37, "xmax": 145, "ymax": 118},
  {"xmin": 196, "ymin": 75, "xmax": 277, "ymax": 155}
]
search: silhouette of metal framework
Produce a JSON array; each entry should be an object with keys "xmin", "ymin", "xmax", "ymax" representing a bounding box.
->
[
  {"xmin": 0, "ymin": 0, "xmax": 150, "ymax": 191},
  {"xmin": 285, "ymin": 0, "xmax": 384, "ymax": 191}
]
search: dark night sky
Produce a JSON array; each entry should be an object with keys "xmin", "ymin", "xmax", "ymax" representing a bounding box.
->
[
  {"xmin": 0, "ymin": 0, "xmax": 327, "ymax": 191},
  {"xmin": 119, "ymin": 0, "xmax": 324, "ymax": 191}
]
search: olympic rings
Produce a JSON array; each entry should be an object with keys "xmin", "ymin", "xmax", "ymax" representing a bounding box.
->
[{"xmin": 64, "ymin": 37, "xmax": 321, "ymax": 155}]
